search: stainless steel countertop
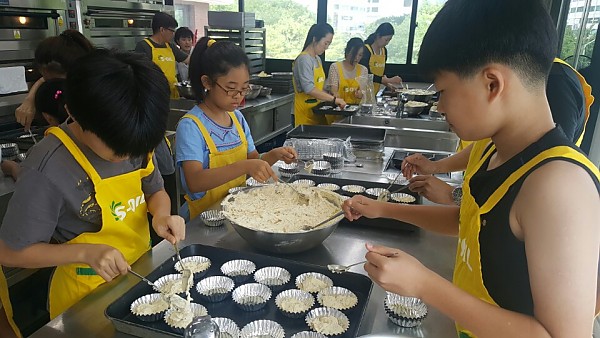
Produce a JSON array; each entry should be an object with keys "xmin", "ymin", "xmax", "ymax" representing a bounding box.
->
[
  {"xmin": 29, "ymin": 151, "xmax": 461, "ymax": 338},
  {"xmin": 30, "ymin": 215, "xmax": 458, "ymax": 338}
]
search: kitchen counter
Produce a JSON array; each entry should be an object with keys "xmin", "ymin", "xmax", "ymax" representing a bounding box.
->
[
  {"xmin": 30, "ymin": 213, "xmax": 458, "ymax": 338},
  {"xmin": 168, "ymin": 94, "xmax": 294, "ymax": 145},
  {"xmin": 29, "ymin": 151, "xmax": 461, "ymax": 337}
]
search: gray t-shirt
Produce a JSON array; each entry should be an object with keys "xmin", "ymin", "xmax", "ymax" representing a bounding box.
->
[
  {"xmin": 134, "ymin": 39, "xmax": 189, "ymax": 63},
  {"xmin": 155, "ymin": 138, "xmax": 175, "ymax": 175},
  {"xmin": 0, "ymin": 124, "xmax": 164, "ymax": 250},
  {"xmin": 293, "ymin": 54, "xmax": 323, "ymax": 93}
]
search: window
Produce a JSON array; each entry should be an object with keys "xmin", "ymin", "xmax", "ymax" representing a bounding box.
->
[
  {"xmin": 244, "ymin": 0, "xmax": 317, "ymax": 59},
  {"xmin": 325, "ymin": 0, "xmax": 412, "ymax": 64},
  {"xmin": 173, "ymin": 0, "xmax": 239, "ymax": 42},
  {"xmin": 411, "ymin": 0, "xmax": 448, "ymax": 63},
  {"xmin": 561, "ymin": 0, "xmax": 598, "ymax": 70}
]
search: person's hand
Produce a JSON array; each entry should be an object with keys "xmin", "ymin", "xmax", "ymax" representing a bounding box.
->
[
  {"xmin": 342, "ymin": 195, "xmax": 386, "ymax": 221},
  {"xmin": 364, "ymin": 243, "xmax": 432, "ymax": 298},
  {"xmin": 82, "ymin": 244, "xmax": 129, "ymax": 282},
  {"xmin": 355, "ymin": 89, "xmax": 363, "ymax": 99},
  {"xmin": 267, "ymin": 146, "xmax": 297, "ymax": 164},
  {"xmin": 334, "ymin": 97, "xmax": 347, "ymax": 109},
  {"xmin": 244, "ymin": 159, "xmax": 277, "ymax": 183},
  {"xmin": 401, "ymin": 153, "xmax": 438, "ymax": 178},
  {"xmin": 1, "ymin": 160, "xmax": 19, "ymax": 180},
  {"xmin": 15, "ymin": 99, "xmax": 35, "ymax": 131},
  {"xmin": 384, "ymin": 75, "xmax": 403, "ymax": 87},
  {"xmin": 408, "ymin": 175, "xmax": 455, "ymax": 205},
  {"xmin": 152, "ymin": 214, "xmax": 186, "ymax": 244}
]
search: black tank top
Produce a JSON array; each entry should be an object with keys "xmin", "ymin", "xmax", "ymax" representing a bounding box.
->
[{"xmin": 469, "ymin": 126, "xmax": 600, "ymax": 316}]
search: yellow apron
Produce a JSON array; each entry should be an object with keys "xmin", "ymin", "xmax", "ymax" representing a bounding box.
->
[
  {"xmin": 553, "ymin": 58, "xmax": 594, "ymax": 146},
  {"xmin": 454, "ymin": 144, "xmax": 600, "ymax": 337},
  {"xmin": 144, "ymin": 38, "xmax": 179, "ymax": 99},
  {"xmin": 0, "ymin": 269, "xmax": 21, "ymax": 337},
  {"xmin": 182, "ymin": 112, "xmax": 248, "ymax": 220},
  {"xmin": 46, "ymin": 127, "xmax": 154, "ymax": 319},
  {"xmin": 365, "ymin": 44, "xmax": 386, "ymax": 93},
  {"xmin": 325, "ymin": 62, "xmax": 362, "ymax": 125},
  {"xmin": 293, "ymin": 52, "xmax": 327, "ymax": 126}
]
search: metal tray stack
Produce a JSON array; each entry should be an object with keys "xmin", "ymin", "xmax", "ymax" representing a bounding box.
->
[
  {"xmin": 292, "ymin": 174, "xmax": 421, "ymax": 232},
  {"xmin": 287, "ymin": 125, "xmax": 385, "ymax": 155},
  {"xmin": 105, "ymin": 244, "xmax": 373, "ymax": 337}
]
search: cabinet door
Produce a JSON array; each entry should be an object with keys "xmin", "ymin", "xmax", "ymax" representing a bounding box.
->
[{"xmin": 274, "ymin": 102, "xmax": 293, "ymax": 131}]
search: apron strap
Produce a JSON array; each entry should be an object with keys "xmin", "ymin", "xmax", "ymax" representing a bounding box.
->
[
  {"xmin": 46, "ymin": 127, "xmax": 103, "ymax": 184},
  {"xmin": 479, "ymin": 145, "xmax": 599, "ymax": 213},
  {"xmin": 181, "ymin": 112, "xmax": 247, "ymax": 155}
]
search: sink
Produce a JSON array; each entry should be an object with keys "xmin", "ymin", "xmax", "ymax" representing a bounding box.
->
[
  {"xmin": 384, "ymin": 128, "xmax": 459, "ymax": 153},
  {"xmin": 335, "ymin": 115, "xmax": 450, "ymax": 132}
]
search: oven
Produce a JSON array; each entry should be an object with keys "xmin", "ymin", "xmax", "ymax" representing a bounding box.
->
[
  {"xmin": 0, "ymin": 0, "xmax": 67, "ymax": 126},
  {"xmin": 66, "ymin": 0, "xmax": 173, "ymax": 51}
]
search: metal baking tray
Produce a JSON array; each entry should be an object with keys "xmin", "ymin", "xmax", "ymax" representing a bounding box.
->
[
  {"xmin": 105, "ymin": 244, "xmax": 373, "ymax": 337},
  {"xmin": 287, "ymin": 125, "xmax": 385, "ymax": 146},
  {"xmin": 312, "ymin": 102, "xmax": 359, "ymax": 117},
  {"xmin": 291, "ymin": 174, "xmax": 420, "ymax": 232}
]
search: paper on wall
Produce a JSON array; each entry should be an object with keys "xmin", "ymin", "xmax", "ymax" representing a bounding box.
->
[{"xmin": 0, "ymin": 66, "xmax": 28, "ymax": 95}]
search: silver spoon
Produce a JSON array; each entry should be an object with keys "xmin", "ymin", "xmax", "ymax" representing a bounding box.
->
[
  {"xmin": 426, "ymin": 83, "xmax": 435, "ymax": 91},
  {"xmin": 378, "ymin": 172, "xmax": 403, "ymax": 201},
  {"xmin": 184, "ymin": 315, "xmax": 220, "ymax": 338},
  {"xmin": 173, "ymin": 242, "xmax": 192, "ymax": 290},
  {"xmin": 327, "ymin": 261, "xmax": 367, "ymax": 274},
  {"xmin": 303, "ymin": 210, "xmax": 344, "ymax": 231},
  {"xmin": 276, "ymin": 176, "xmax": 310, "ymax": 205},
  {"xmin": 128, "ymin": 268, "xmax": 158, "ymax": 290}
]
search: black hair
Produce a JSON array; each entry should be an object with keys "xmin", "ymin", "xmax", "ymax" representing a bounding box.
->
[
  {"xmin": 35, "ymin": 79, "xmax": 68, "ymax": 124},
  {"xmin": 174, "ymin": 27, "xmax": 194, "ymax": 45},
  {"xmin": 302, "ymin": 23, "xmax": 334, "ymax": 51},
  {"xmin": 345, "ymin": 37, "xmax": 365, "ymax": 62},
  {"xmin": 65, "ymin": 49, "xmax": 169, "ymax": 157},
  {"xmin": 188, "ymin": 37, "xmax": 250, "ymax": 102},
  {"xmin": 152, "ymin": 12, "xmax": 178, "ymax": 34},
  {"xmin": 418, "ymin": 0, "xmax": 557, "ymax": 87},
  {"xmin": 365, "ymin": 22, "xmax": 394, "ymax": 45},
  {"xmin": 34, "ymin": 30, "xmax": 93, "ymax": 75}
]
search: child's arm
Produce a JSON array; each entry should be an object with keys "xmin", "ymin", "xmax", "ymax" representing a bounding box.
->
[
  {"xmin": 255, "ymin": 147, "xmax": 297, "ymax": 166},
  {"xmin": 0, "ymin": 161, "xmax": 21, "ymax": 181},
  {"xmin": 0, "ymin": 240, "xmax": 129, "ymax": 282},
  {"xmin": 365, "ymin": 244, "xmax": 554, "ymax": 337},
  {"xmin": 146, "ymin": 189, "xmax": 185, "ymax": 244},
  {"xmin": 365, "ymin": 160, "xmax": 599, "ymax": 337},
  {"xmin": 343, "ymin": 195, "xmax": 460, "ymax": 236},
  {"xmin": 182, "ymin": 158, "xmax": 276, "ymax": 191}
]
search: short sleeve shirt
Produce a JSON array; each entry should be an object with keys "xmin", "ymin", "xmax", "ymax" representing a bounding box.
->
[
  {"xmin": 0, "ymin": 123, "xmax": 164, "ymax": 250},
  {"xmin": 175, "ymin": 106, "xmax": 256, "ymax": 200},
  {"xmin": 293, "ymin": 54, "xmax": 323, "ymax": 93}
]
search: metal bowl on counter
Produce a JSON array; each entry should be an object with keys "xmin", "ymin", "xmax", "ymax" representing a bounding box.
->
[
  {"xmin": 403, "ymin": 101, "xmax": 429, "ymax": 117},
  {"xmin": 259, "ymin": 86, "xmax": 272, "ymax": 97},
  {"xmin": 396, "ymin": 88, "xmax": 436, "ymax": 103},
  {"xmin": 245, "ymin": 84, "xmax": 262, "ymax": 100},
  {"xmin": 221, "ymin": 186, "xmax": 343, "ymax": 254},
  {"xmin": 175, "ymin": 82, "xmax": 196, "ymax": 100}
]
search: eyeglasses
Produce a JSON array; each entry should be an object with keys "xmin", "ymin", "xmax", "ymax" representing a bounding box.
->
[
  {"xmin": 164, "ymin": 27, "xmax": 176, "ymax": 33},
  {"xmin": 214, "ymin": 81, "xmax": 251, "ymax": 97}
]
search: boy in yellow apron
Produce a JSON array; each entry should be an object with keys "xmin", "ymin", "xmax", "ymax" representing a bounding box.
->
[
  {"xmin": 0, "ymin": 50, "xmax": 185, "ymax": 319},
  {"xmin": 342, "ymin": 0, "xmax": 600, "ymax": 336},
  {"xmin": 176, "ymin": 38, "xmax": 297, "ymax": 220},
  {"xmin": 134, "ymin": 12, "xmax": 190, "ymax": 99}
]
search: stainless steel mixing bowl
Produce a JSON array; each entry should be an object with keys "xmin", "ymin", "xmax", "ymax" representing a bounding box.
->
[{"xmin": 221, "ymin": 186, "xmax": 343, "ymax": 254}]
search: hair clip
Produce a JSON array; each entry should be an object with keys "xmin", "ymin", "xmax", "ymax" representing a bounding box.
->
[
  {"xmin": 54, "ymin": 90, "xmax": 62, "ymax": 100},
  {"xmin": 207, "ymin": 39, "xmax": 216, "ymax": 47}
]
